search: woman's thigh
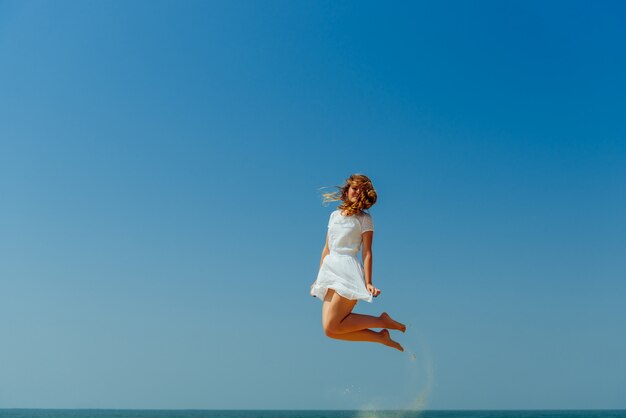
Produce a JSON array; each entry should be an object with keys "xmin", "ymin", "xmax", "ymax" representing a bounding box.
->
[{"xmin": 322, "ymin": 289, "xmax": 358, "ymax": 329}]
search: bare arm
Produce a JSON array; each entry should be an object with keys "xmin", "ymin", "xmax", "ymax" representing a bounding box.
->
[
  {"xmin": 319, "ymin": 232, "xmax": 330, "ymax": 268},
  {"xmin": 311, "ymin": 233, "xmax": 330, "ymax": 293},
  {"xmin": 362, "ymin": 231, "xmax": 373, "ymax": 285},
  {"xmin": 362, "ymin": 231, "xmax": 380, "ymax": 297}
]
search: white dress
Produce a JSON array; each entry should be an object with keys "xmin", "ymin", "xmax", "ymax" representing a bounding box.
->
[{"xmin": 310, "ymin": 209, "xmax": 374, "ymax": 303}]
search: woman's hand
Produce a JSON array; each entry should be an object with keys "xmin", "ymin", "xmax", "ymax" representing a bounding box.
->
[{"xmin": 366, "ymin": 283, "xmax": 381, "ymax": 297}]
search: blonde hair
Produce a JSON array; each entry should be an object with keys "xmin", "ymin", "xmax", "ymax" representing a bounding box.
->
[{"xmin": 321, "ymin": 174, "xmax": 377, "ymax": 216}]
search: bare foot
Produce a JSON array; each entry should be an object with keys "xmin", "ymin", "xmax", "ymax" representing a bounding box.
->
[
  {"xmin": 380, "ymin": 312, "xmax": 407, "ymax": 333},
  {"xmin": 379, "ymin": 329, "xmax": 404, "ymax": 352}
]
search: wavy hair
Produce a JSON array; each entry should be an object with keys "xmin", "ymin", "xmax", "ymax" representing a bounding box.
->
[{"xmin": 321, "ymin": 174, "xmax": 377, "ymax": 216}]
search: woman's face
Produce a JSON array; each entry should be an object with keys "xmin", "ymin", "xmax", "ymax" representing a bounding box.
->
[{"xmin": 347, "ymin": 183, "xmax": 362, "ymax": 203}]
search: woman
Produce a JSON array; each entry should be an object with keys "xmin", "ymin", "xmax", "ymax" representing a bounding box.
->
[{"xmin": 310, "ymin": 174, "xmax": 405, "ymax": 351}]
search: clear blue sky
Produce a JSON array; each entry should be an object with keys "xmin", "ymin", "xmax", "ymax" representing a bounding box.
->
[{"xmin": 1, "ymin": 0, "xmax": 625, "ymax": 411}]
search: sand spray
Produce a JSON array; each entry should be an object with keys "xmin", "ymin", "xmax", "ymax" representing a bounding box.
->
[{"xmin": 355, "ymin": 327, "xmax": 435, "ymax": 418}]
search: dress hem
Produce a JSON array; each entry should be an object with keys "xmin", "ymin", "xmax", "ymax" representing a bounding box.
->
[{"xmin": 311, "ymin": 284, "xmax": 373, "ymax": 303}]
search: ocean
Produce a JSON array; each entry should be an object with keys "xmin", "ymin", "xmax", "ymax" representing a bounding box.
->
[{"xmin": 1, "ymin": 411, "xmax": 625, "ymax": 418}]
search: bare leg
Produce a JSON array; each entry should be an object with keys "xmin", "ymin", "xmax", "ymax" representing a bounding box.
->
[
  {"xmin": 338, "ymin": 312, "xmax": 407, "ymax": 334},
  {"xmin": 327, "ymin": 329, "xmax": 403, "ymax": 351},
  {"xmin": 327, "ymin": 328, "xmax": 385, "ymax": 343},
  {"xmin": 322, "ymin": 289, "xmax": 403, "ymax": 351}
]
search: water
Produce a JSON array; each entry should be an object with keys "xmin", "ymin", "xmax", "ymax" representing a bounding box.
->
[{"xmin": 1, "ymin": 411, "xmax": 625, "ymax": 418}]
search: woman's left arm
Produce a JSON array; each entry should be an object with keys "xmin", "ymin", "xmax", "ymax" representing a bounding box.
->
[{"xmin": 362, "ymin": 231, "xmax": 380, "ymax": 297}]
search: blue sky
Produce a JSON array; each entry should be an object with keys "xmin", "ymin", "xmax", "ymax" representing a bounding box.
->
[{"xmin": 1, "ymin": 0, "xmax": 625, "ymax": 411}]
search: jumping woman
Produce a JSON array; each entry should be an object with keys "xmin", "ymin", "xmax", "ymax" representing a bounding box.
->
[{"xmin": 310, "ymin": 174, "xmax": 406, "ymax": 351}]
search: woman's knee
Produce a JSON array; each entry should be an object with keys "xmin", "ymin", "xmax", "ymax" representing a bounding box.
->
[
  {"xmin": 323, "ymin": 323, "xmax": 341, "ymax": 339},
  {"xmin": 321, "ymin": 291, "xmax": 356, "ymax": 337},
  {"xmin": 322, "ymin": 317, "xmax": 342, "ymax": 337}
]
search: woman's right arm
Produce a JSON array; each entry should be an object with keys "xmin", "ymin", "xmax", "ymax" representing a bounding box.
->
[
  {"xmin": 311, "ymin": 233, "xmax": 330, "ymax": 293},
  {"xmin": 319, "ymin": 232, "xmax": 330, "ymax": 268}
]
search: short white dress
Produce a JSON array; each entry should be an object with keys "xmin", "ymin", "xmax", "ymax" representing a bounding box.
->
[{"xmin": 310, "ymin": 209, "xmax": 374, "ymax": 303}]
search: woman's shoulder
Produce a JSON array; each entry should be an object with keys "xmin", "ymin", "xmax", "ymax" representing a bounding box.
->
[
  {"xmin": 357, "ymin": 211, "xmax": 374, "ymax": 232},
  {"xmin": 332, "ymin": 208, "xmax": 346, "ymax": 217}
]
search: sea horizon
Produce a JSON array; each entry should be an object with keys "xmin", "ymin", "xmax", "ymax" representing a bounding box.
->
[
  {"xmin": 3, "ymin": 408, "xmax": 626, "ymax": 411},
  {"xmin": 2, "ymin": 408, "xmax": 626, "ymax": 418}
]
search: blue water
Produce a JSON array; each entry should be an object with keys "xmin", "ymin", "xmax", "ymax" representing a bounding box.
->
[{"xmin": 1, "ymin": 411, "xmax": 626, "ymax": 418}]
